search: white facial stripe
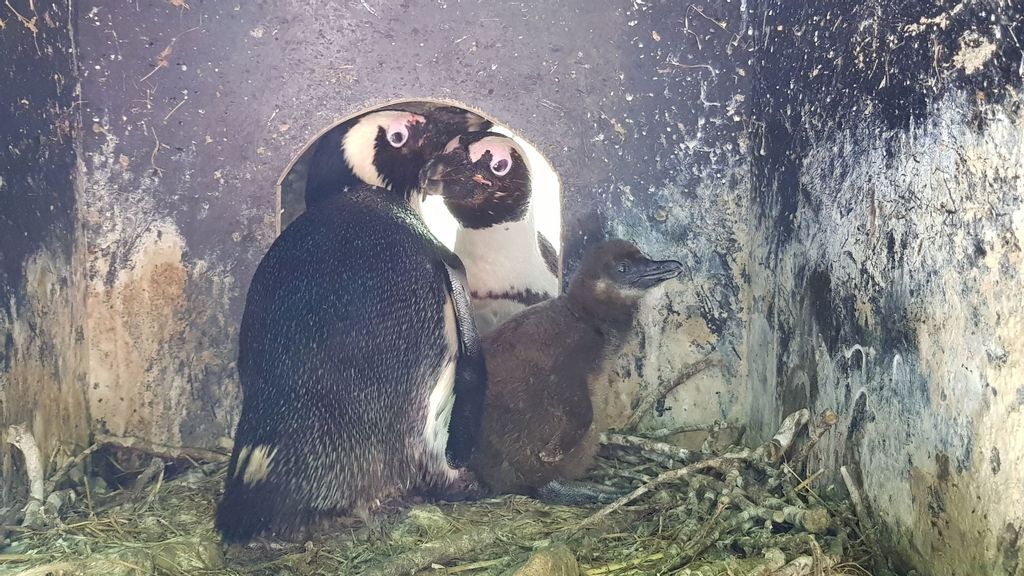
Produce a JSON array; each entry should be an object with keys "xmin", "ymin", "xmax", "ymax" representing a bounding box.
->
[
  {"xmin": 342, "ymin": 110, "xmax": 422, "ymax": 189},
  {"xmin": 467, "ymin": 135, "xmax": 519, "ymax": 166}
]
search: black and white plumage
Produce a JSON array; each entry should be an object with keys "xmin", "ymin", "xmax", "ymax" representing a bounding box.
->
[
  {"xmin": 421, "ymin": 131, "xmax": 561, "ymax": 335},
  {"xmin": 303, "ymin": 105, "xmax": 492, "ymax": 208},
  {"xmin": 216, "ymin": 111, "xmax": 493, "ymax": 544}
]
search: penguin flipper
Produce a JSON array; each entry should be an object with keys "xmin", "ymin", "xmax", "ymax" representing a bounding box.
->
[
  {"xmin": 537, "ymin": 231, "xmax": 560, "ymax": 279},
  {"xmin": 439, "ymin": 258, "xmax": 488, "ymax": 468}
]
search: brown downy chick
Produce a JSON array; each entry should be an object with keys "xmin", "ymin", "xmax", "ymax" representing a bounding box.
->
[{"xmin": 470, "ymin": 239, "xmax": 683, "ymax": 502}]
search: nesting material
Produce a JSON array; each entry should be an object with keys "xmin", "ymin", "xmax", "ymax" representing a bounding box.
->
[{"xmin": 2, "ymin": 409, "xmax": 871, "ymax": 576}]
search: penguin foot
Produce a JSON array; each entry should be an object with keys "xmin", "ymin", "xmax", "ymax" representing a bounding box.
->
[
  {"xmin": 535, "ymin": 480, "xmax": 627, "ymax": 506},
  {"xmin": 418, "ymin": 469, "xmax": 487, "ymax": 502}
]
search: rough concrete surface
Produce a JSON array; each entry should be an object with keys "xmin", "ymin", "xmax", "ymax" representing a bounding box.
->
[
  {"xmin": 749, "ymin": 1, "xmax": 1023, "ymax": 573},
  {"xmin": 0, "ymin": 0, "xmax": 90, "ymax": 498}
]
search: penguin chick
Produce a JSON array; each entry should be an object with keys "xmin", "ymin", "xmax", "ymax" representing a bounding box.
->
[
  {"xmin": 469, "ymin": 239, "xmax": 683, "ymax": 501},
  {"xmin": 304, "ymin": 105, "xmax": 492, "ymax": 208},
  {"xmin": 421, "ymin": 131, "xmax": 560, "ymax": 335},
  {"xmin": 216, "ymin": 182, "xmax": 488, "ymax": 542}
]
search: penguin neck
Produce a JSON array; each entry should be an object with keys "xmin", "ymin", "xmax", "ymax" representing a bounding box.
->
[
  {"xmin": 566, "ymin": 282, "xmax": 640, "ymax": 337},
  {"xmin": 453, "ymin": 205, "xmax": 558, "ymax": 297}
]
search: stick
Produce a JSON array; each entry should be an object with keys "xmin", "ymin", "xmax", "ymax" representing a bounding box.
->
[
  {"xmin": 600, "ymin": 433, "xmax": 694, "ymax": 463},
  {"xmin": 701, "ymin": 420, "xmax": 733, "ymax": 454},
  {"xmin": 45, "ymin": 442, "xmax": 101, "ymax": 495},
  {"xmin": 792, "ymin": 409, "xmax": 838, "ymax": 469},
  {"xmin": 755, "ymin": 409, "xmax": 810, "ymax": 463},
  {"xmin": 769, "ymin": 505, "xmax": 830, "ymax": 534},
  {"xmin": 577, "ymin": 450, "xmax": 750, "ymax": 530},
  {"xmin": 94, "ymin": 433, "xmax": 229, "ymax": 463},
  {"xmin": 5, "ymin": 425, "xmax": 44, "ymax": 503},
  {"xmin": 646, "ymin": 424, "xmax": 716, "ymax": 438},
  {"xmin": 6, "ymin": 425, "xmax": 47, "ymax": 527},
  {"xmin": 132, "ymin": 457, "xmax": 166, "ymax": 492},
  {"xmin": 625, "ymin": 351, "xmax": 721, "ymax": 430},
  {"xmin": 839, "ymin": 466, "xmax": 867, "ymax": 525},
  {"xmin": 769, "ymin": 553, "xmax": 838, "ymax": 576},
  {"xmin": 361, "ymin": 526, "xmax": 501, "ymax": 576}
]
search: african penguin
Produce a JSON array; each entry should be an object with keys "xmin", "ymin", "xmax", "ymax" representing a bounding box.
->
[
  {"xmin": 420, "ymin": 131, "xmax": 560, "ymax": 335},
  {"xmin": 216, "ymin": 132, "xmax": 497, "ymax": 543},
  {"xmin": 303, "ymin": 105, "xmax": 492, "ymax": 209},
  {"xmin": 468, "ymin": 239, "xmax": 683, "ymax": 504}
]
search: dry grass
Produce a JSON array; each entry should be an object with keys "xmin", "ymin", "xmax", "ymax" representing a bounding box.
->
[{"xmin": 1, "ymin": 418, "xmax": 877, "ymax": 576}]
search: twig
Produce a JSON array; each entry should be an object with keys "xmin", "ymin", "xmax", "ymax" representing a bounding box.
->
[
  {"xmin": 770, "ymin": 553, "xmax": 838, "ymax": 575},
  {"xmin": 94, "ymin": 433, "xmax": 229, "ymax": 463},
  {"xmin": 792, "ymin": 409, "xmax": 838, "ymax": 469},
  {"xmin": 700, "ymin": 420, "xmax": 727, "ymax": 454},
  {"xmin": 755, "ymin": 409, "xmax": 810, "ymax": 463},
  {"xmin": 163, "ymin": 95, "xmax": 188, "ymax": 122},
  {"xmin": 446, "ymin": 558, "xmax": 505, "ymax": 574},
  {"xmin": 769, "ymin": 505, "xmax": 830, "ymax": 534},
  {"xmin": 792, "ymin": 469, "xmax": 825, "ymax": 493},
  {"xmin": 359, "ymin": 0, "xmax": 377, "ymax": 16},
  {"xmin": 140, "ymin": 39, "xmax": 175, "ymax": 82},
  {"xmin": 44, "ymin": 442, "xmax": 101, "ymax": 495},
  {"xmin": 577, "ymin": 450, "xmax": 750, "ymax": 531},
  {"xmin": 646, "ymin": 424, "xmax": 716, "ymax": 438},
  {"xmin": 0, "ymin": 554, "xmax": 37, "ymax": 562},
  {"xmin": 626, "ymin": 351, "xmax": 721, "ymax": 429},
  {"xmin": 132, "ymin": 457, "xmax": 166, "ymax": 492},
  {"xmin": 5, "ymin": 425, "xmax": 44, "ymax": 502},
  {"xmin": 839, "ymin": 466, "xmax": 867, "ymax": 525},
  {"xmin": 585, "ymin": 552, "xmax": 665, "ymax": 575},
  {"xmin": 149, "ymin": 127, "xmax": 165, "ymax": 176},
  {"xmin": 362, "ymin": 526, "xmax": 501, "ymax": 576},
  {"xmin": 600, "ymin": 433, "xmax": 694, "ymax": 463},
  {"xmin": 6, "ymin": 425, "xmax": 46, "ymax": 527}
]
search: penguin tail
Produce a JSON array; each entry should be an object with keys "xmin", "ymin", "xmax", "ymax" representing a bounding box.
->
[
  {"xmin": 215, "ymin": 480, "xmax": 274, "ymax": 543},
  {"xmin": 215, "ymin": 471, "xmax": 307, "ymax": 543}
]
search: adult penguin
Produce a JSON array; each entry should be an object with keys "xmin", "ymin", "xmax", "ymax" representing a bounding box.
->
[
  {"xmin": 216, "ymin": 109, "xmax": 490, "ymax": 543},
  {"xmin": 420, "ymin": 131, "xmax": 560, "ymax": 334}
]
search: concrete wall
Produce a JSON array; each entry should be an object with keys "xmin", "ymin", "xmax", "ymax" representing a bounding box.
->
[
  {"xmin": 0, "ymin": 0, "xmax": 90, "ymax": 496},
  {"xmin": 748, "ymin": 1, "xmax": 1024, "ymax": 574}
]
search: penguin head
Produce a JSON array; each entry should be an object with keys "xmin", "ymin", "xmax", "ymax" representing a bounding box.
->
[
  {"xmin": 418, "ymin": 132, "xmax": 532, "ymax": 229},
  {"xmin": 342, "ymin": 107, "xmax": 493, "ymax": 199},
  {"xmin": 568, "ymin": 239, "xmax": 684, "ymax": 329}
]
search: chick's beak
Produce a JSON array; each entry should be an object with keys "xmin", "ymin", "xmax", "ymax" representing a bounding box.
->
[{"xmin": 631, "ymin": 259, "xmax": 684, "ymax": 289}]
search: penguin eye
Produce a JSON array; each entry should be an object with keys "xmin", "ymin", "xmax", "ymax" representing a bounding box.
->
[
  {"xmin": 387, "ymin": 124, "xmax": 409, "ymax": 148},
  {"xmin": 617, "ymin": 261, "xmax": 629, "ymax": 274},
  {"xmin": 490, "ymin": 158, "xmax": 511, "ymax": 176}
]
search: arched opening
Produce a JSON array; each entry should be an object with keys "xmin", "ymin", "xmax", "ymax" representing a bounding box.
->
[{"xmin": 274, "ymin": 100, "xmax": 562, "ymax": 262}]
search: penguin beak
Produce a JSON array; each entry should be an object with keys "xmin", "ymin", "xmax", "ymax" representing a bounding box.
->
[
  {"xmin": 630, "ymin": 259, "xmax": 684, "ymax": 289},
  {"xmin": 419, "ymin": 152, "xmax": 473, "ymax": 197},
  {"xmin": 419, "ymin": 159, "xmax": 448, "ymax": 196}
]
